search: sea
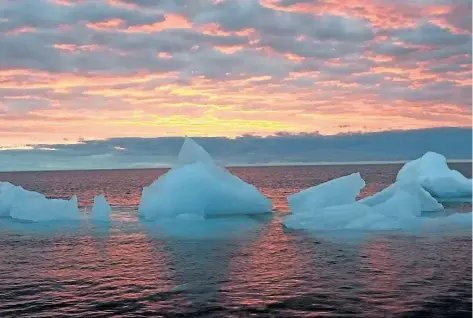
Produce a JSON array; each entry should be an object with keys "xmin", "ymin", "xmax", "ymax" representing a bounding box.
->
[{"xmin": 0, "ymin": 163, "xmax": 471, "ymax": 317}]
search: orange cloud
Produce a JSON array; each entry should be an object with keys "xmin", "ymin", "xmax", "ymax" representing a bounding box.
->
[
  {"xmin": 6, "ymin": 26, "xmax": 36, "ymax": 35},
  {"xmin": 86, "ymin": 18, "xmax": 124, "ymax": 30},
  {"xmin": 125, "ymin": 14, "xmax": 192, "ymax": 33},
  {"xmin": 1, "ymin": 66, "xmax": 470, "ymax": 147},
  {"xmin": 260, "ymin": 0, "xmax": 457, "ymax": 30},
  {"xmin": 158, "ymin": 52, "xmax": 172, "ymax": 59},
  {"xmin": 214, "ymin": 45, "xmax": 244, "ymax": 54},
  {"xmin": 0, "ymin": 0, "xmax": 470, "ymax": 147}
]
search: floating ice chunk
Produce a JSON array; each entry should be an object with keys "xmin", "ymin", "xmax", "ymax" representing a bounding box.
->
[
  {"xmin": 283, "ymin": 188, "xmax": 424, "ymax": 232},
  {"xmin": 397, "ymin": 152, "xmax": 472, "ymax": 198},
  {"xmin": 139, "ymin": 138, "xmax": 272, "ymax": 220},
  {"xmin": 359, "ymin": 181, "xmax": 443, "ymax": 212},
  {"xmin": 9, "ymin": 194, "xmax": 80, "ymax": 222},
  {"xmin": 0, "ymin": 181, "xmax": 80, "ymax": 222},
  {"xmin": 91, "ymin": 194, "xmax": 112, "ymax": 221},
  {"xmin": 288, "ymin": 173, "xmax": 365, "ymax": 214}
]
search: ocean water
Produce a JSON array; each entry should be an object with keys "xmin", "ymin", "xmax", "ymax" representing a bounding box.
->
[{"xmin": 0, "ymin": 164, "xmax": 471, "ymax": 317}]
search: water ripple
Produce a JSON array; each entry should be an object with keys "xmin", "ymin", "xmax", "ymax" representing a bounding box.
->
[{"xmin": 0, "ymin": 165, "xmax": 471, "ymax": 316}]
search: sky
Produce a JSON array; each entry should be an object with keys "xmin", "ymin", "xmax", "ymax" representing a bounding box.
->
[
  {"xmin": 0, "ymin": 0, "xmax": 472, "ymax": 144},
  {"xmin": 0, "ymin": 0, "xmax": 472, "ymax": 170}
]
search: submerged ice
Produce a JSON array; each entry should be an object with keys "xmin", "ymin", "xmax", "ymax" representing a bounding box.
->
[{"xmin": 139, "ymin": 138, "xmax": 272, "ymax": 221}]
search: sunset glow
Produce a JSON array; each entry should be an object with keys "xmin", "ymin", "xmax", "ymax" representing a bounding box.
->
[{"xmin": 0, "ymin": 0, "xmax": 471, "ymax": 148}]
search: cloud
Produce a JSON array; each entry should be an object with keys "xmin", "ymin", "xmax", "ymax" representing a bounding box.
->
[
  {"xmin": 0, "ymin": 0, "xmax": 161, "ymax": 32},
  {"xmin": 0, "ymin": 0, "xmax": 471, "ymax": 148},
  {"xmin": 393, "ymin": 22, "xmax": 471, "ymax": 46},
  {"xmin": 0, "ymin": 128, "xmax": 470, "ymax": 171}
]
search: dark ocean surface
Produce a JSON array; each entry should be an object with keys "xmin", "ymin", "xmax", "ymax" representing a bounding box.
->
[{"xmin": 0, "ymin": 164, "xmax": 471, "ymax": 317}]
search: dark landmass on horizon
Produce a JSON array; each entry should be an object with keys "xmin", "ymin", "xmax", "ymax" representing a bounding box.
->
[{"xmin": 0, "ymin": 127, "xmax": 471, "ymax": 172}]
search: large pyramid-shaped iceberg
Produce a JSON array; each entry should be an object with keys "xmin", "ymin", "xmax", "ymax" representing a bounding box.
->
[
  {"xmin": 139, "ymin": 138, "xmax": 272, "ymax": 221},
  {"xmin": 397, "ymin": 152, "xmax": 472, "ymax": 199}
]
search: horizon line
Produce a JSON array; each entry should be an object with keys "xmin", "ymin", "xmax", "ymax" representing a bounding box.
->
[{"xmin": 1, "ymin": 159, "xmax": 471, "ymax": 173}]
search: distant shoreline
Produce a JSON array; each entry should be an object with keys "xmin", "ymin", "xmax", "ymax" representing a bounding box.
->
[{"xmin": 0, "ymin": 159, "xmax": 471, "ymax": 173}]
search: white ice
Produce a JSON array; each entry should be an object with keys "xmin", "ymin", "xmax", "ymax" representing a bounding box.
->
[
  {"xmin": 0, "ymin": 182, "xmax": 81, "ymax": 222},
  {"xmin": 91, "ymin": 194, "xmax": 112, "ymax": 221},
  {"xmin": 139, "ymin": 137, "xmax": 272, "ymax": 221},
  {"xmin": 397, "ymin": 151, "xmax": 472, "ymax": 199},
  {"xmin": 288, "ymin": 172, "xmax": 365, "ymax": 214}
]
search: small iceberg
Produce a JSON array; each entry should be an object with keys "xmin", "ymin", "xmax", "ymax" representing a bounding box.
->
[
  {"xmin": 284, "ymin": 190, "xmax": 422, "ymax": 232},
  {"xmin": 283, "ymin": 172, "xmax": 470, "ymax": 233},
  {"xmin": 10, "ymin": 195, "xmax": 80, "ymax": 222},
  {"xmin": 91, "ymin": 194, "xmax": 112, "ymax": 222},
  {"xmin": 0, "ymin": 182, "xmax": 44, "ymax": 217},
  {"xmin": 397, "ymin": 152, "xmax": 472, "ymax": 199},
  {"xmin": 139, "ymin": 138, "xmax": 272, "ymax": 221},
  {"xmin": 0, "ymin": 182, "xmax": 80, "ymax": 222}
]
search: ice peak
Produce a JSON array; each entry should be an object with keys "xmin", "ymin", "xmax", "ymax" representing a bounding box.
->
[{"xmin": 177, "ymin": 137, "xmax": 215, "ymax": 167}]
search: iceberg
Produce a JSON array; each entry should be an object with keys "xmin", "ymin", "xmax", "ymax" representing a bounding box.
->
[
  {"xmin": 0, "ymin": 182, "xmax": 80, "ymax": 222},
  {"xmin": 283, "ymin": 172, "xmax": 470, "ymax": 233},
  {"xmin": 288, "ymin": 172, "xmax": 365, "ymax": 214},
  {"xmin": 283, "ymin": 190, "xmax": 423, "ymax": 232},
  {"xmin": 397, "ymin": 152, "xmax": 472, "ymax": 199},
  {"xmin": 10, "ymin": 195, "xmax": 80, "ymax": 222},
  {"xmin": 91, "ymin": 194, "xmax": 112, "ymax": 221},
  {"xmin": 358, "ymin": 181, "xmax": 443, "ymax": 212},
  {"xmin": 139, "ymin": 138, "xmax": 272, "ymax": 221},
  {"xmin": 0, "ymin": 184, "xmax": 46, "ymax": 217}
]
